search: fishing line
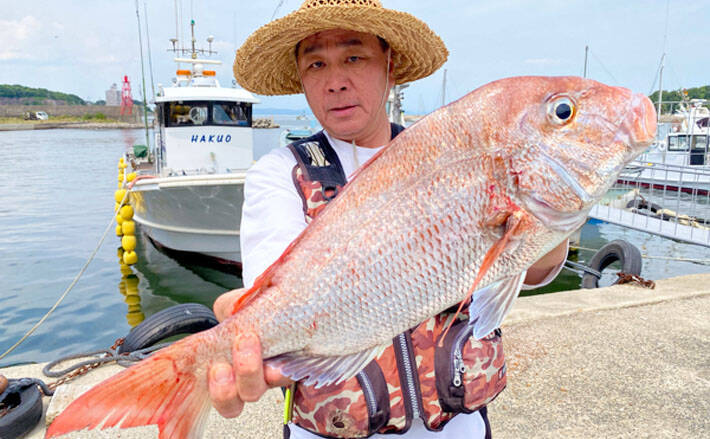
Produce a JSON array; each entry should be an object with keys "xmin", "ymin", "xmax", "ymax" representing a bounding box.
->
[{"xmin": 0, "ymin": 193, "xmax": 130, "ymax": 362}]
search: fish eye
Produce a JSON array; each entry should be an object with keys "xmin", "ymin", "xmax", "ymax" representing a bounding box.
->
[{"xmin": 547, "ymin": 95, "xmax": 576, "ymax": 125}]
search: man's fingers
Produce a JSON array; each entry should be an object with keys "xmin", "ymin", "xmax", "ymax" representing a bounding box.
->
[
  {"xmin": 264, "ymin": 366, "xmax": 294, "ymax": 388},
  {"xmin": 0, "ymin": 375, "xmax": 7, "ymax": 394},
  {"xmin": 213, "ymin": 288, "xmax": 247, "ymax": 321},
  {"xmin": 233, "ymin": 333, "xmax": 268, "ymax": 402},
  {"xmin": 208, "ymin": 362, "xmax": 244, "ymax": 418}
]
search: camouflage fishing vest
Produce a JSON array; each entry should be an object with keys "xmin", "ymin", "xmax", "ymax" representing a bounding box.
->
[{"xmin": 285, "ymin": 125, "xmax": 506, "ymax": 438}]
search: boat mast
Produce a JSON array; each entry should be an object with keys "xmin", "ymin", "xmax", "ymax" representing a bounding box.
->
[
  {"xmin": 583, "ymin": 45, "xmax": 589, "ymax": 78},
  {"xmin": 134, "ymin": 0, "xmax": 150, "ymax": 149},
  {"xmin": 441, "ymin": 69, "xmax": 447, "ymax": 107},
  {"xmin": 656, "ymin": 53, "xmax": 665, "ymax": 122}
]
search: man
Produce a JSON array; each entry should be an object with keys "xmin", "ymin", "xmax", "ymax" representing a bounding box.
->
[{"xmin": 209, "ymin": 1, "xmax": 567, "ymax": 437}]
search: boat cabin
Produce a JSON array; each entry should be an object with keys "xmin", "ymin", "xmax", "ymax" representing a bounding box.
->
[
  {"xmin": 666, "ymin": 133, "xmax": 708, "ymax": 166},
  {"xmin": 153, "ymin": 65, "xmax": 260, "ymax": 177}
]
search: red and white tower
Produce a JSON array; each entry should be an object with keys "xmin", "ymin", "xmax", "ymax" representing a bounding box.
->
[{"xmin": 120, "ymin": 75, "xmax": 133, "ymax": 116}]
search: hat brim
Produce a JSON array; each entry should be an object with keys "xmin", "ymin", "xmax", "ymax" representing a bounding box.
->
[{"xmin": 234, "ymin": 5, "xmax": 448, "ymax": 96}]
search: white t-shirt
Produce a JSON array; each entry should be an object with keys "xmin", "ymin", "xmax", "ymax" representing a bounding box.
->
[{"xmin": 240, "ymin": 130, "xmax": 563, "ymax": 438}]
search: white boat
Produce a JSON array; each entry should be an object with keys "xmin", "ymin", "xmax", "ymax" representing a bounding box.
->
[
  {"xmin": 279, "ymin": 127, "xmax": 315, "ymax": 148},
  {"xmin": 620, "ymin": 99, "xmax": 710, "ymax": 195},
  {"xmin": 127, "ymin": 26, "xmax": 259, "ymax": 272}
]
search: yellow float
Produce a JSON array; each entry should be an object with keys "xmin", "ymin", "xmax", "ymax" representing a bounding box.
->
[
  {"xmin": 123, "ymin": 250, "xmax": 138, "ymax": 265},
  {"xmin": 119, "ymin": 205, "xmax": 134, "ymax": 220}
]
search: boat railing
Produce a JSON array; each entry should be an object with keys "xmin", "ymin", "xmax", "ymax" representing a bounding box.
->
[
  {"xmin": 592, "ymin": 158, "xmax": 710, "ymax": 247},
  {"xmin": 625, "ymin": 159, "xmax": 710, "ymax": 180}
]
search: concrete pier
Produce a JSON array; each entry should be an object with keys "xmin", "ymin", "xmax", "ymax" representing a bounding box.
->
[{"xmin": 2, "ymin": 273, "xmax": 708, "ymax": 438}]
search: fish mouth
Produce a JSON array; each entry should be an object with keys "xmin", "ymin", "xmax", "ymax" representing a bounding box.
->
[
  {"xmin": 628, "ymin": 92, "xmax": 657, "ymax": 148},
  {"xmin": 613, "ymin": 92, "xmax": 657, "ymax": 159}
]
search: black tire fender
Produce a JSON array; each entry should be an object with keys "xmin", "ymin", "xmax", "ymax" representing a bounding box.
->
[
  {"xmin": 0, "ymin": 380, "xmax": 43, "ymax": 439},
  {"xmin": 625, "ymin": 199, "xmax": 663, "ymax": 214},
  {"xmin": 581, "ymin": 240, "xmax": 643, "ymax": 289},
  {"xmin": 118, "ymin": 303, "xmax": 218, "ymax": 354}
]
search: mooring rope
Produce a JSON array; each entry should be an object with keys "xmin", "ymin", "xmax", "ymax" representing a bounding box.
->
[
  {"xmin": 0, "ymin": 192, "xmax": 130, "ymax": 362},
  {"xmin": 571, "ymin": 245, "xmax": 710, "ymax": 264}
]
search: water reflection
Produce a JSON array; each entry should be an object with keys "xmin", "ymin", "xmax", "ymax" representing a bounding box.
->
[
  {"xmin": 120, "ymin": 229, "xmax": 238, "ymax": 326},
  {"xmin": 116, "ymin": 246, "xmax": 145, "ymax": 328}
]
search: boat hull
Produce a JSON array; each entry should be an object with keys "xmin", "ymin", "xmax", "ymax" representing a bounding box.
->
[{"xmin": 130, "ymin": 174, "xmax": 245, "ymax": 265}]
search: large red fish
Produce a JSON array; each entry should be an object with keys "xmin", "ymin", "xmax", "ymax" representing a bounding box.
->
[{"xmin": 47, "ymin": 76, "xmax": 655, "ymax": 438}]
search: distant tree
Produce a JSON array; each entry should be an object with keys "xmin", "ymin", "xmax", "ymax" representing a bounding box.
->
[
  {"xmin": 95, "ymin": 99, "xmax": 106, "ymax": 105},
  {"xmin": 0, "ymin": 84, "xmax": 86, "ymax": 105},
  {"xmin": 649, "ymin": 85, "xmax": 709, "ymax": 114}
]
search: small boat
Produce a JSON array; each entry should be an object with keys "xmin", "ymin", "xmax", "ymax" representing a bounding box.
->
[
  {"xmin": 279, "ymin": 127, "xmax": 315, "ymax": 148},
  {"xmin": 620, "ymin": 99, "xmax": 709, "ymax": 195},
  {"xmin": 127, "ymin": 23, "xmax": 259, "ymax": 273}
]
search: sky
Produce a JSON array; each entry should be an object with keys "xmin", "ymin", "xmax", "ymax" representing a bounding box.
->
[{"xmin": 1, "ymin": 0, "xmax": 708, "ymax": 114}]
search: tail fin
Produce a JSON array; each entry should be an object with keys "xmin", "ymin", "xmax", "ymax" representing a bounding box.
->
[{"xmin": 46, "ymin": 334, "xmax": 212, "ymax": 439}]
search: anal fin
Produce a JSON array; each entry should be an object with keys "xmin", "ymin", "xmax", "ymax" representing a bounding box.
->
[{"xmin": 266, "ymin": 345, "xmax": 388, "ymax": 389}]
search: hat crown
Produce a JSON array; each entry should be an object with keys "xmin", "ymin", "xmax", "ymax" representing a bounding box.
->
[{"xmin": 300, "ymin": 0, "xmax": 383, "ymax": 10}]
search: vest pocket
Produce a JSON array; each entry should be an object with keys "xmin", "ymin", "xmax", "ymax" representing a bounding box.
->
[
  {"xmin": 292, "ymin": 359, "xmax": 390, "ymax": 438},
  {"xmin": 356, "ymin": 361, "xmax": 390, "ymax": 433},
  {"xmin": 435, "ymin": 321, "xmax": 506, "ymax": 414}
]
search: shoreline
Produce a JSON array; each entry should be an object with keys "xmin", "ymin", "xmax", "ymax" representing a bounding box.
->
[{"xmin": 0, "ymin": 121, "xmax": 147, "ymax": 131}]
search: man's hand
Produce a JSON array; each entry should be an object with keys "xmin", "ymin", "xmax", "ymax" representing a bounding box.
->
[
  {"xmin": 524, "ymin": 239, "xmax": 569, "ymax": 286},
  {"xmin": 208, "ymin": 290, "xmax": 293, "ymax": 418},
  {"xmin": 0, "ymin": 374, "xmax": 7, "ymax": 394}
]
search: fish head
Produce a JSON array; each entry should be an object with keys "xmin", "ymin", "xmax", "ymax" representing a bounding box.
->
[{"xmin": 487, "ymin": 76, "xmax": 657, "ymax": 231}]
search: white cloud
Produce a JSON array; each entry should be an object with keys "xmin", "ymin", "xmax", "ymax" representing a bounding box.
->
[{"xmin": 0, "ymin": 16, "xmax": 42, "ymax": 60}]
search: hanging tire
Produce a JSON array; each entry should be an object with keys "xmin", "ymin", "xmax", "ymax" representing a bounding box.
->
[
  {"xmin": 625, "ymin": 199, "xmax": 663, "ymax": 214},
  {"xmin": 0, "ymin": 380, "xmax": 43, "ymax": 439},
  {"xmin": 118, "ymin": 303, "xmax": 219, "ymax": 354},
  {"xmin": 581, "ymin": 240, "xmax": 643, "ymax": 289}
]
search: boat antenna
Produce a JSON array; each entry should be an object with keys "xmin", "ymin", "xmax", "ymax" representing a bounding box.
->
[
  {"xmin": 173, "ymin": 0, "xmax": 180, "ymax": 55},
  {"xmin": 134, "ymin": 0, "xmax": 150, "ymax": 149},
  {"xmin": 656, "ymin": 0, "xmax": 670, "ymax": 120},
  {"xmin": 143, "ymin": 0, "xmax": 156, "ymax": 99},
  {"xmin": 583, "ymin": 45, "xmax": 589, "ymax": 78}
]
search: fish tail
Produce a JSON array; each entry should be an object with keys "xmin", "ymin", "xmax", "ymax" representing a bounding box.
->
[{"xmin": 46, "ymin": 332, "xmax": 215, "ymax": 439}]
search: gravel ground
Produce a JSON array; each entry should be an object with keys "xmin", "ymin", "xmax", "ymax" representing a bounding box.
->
[{"xmin": 3, "ymin": 273, "xmax": 708, "ymax": 438}]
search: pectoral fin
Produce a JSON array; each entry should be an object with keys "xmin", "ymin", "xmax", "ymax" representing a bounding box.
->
[
  {"xmin": 267, "ymin": 344, "xmax": 388, "ymax": 388},
  {"xmin": 469, "ymin": 272, "xmax": 526, "ymax": 339},
  {"xmin": 438, "ymin": 208, "xmax": 529, "ymax": 345}
]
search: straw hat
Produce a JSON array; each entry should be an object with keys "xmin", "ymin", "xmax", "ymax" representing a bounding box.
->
[{"xmin": 234, "ymin": 0, "xmax": 448, "ymax": 96}]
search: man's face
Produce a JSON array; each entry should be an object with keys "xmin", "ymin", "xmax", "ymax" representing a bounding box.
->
[{"xmin": 296, "ymin": 29, "xmax": 394, "ymax": 144}]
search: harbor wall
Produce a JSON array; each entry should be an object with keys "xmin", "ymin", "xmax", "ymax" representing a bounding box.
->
[{"xmin": 0, "ymin": 104, "xmax": 143, "ymax": 121}]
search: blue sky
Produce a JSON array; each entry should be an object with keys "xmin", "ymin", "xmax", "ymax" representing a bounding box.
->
[{"xmin": 1, "ymin": 0, "xmax": 708, "ymax": 114}]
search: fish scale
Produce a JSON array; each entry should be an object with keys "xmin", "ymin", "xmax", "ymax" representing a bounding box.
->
[{"xmin": 46, "ymin": 76, "xmax": 656, "ymax": 439}]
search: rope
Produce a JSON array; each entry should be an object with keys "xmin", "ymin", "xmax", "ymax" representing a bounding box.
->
[
  {"xmin": 42, "ymin": 342, "xmax": 171, "ymax": 379},
  {"xmin": 571, "ymin": 245, "xmax": 710, "ymax": 264},
  {"xmin": 0, "ymin": 192, "xmax": 130, "ymax": 362}
]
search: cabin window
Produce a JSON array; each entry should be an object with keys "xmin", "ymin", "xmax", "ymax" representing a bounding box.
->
[
  {"xmin": 667, "ymin": 135, "xmax": 689, "ymax": 151},
  {"xmin": 691, "ymin": 135, "xmax": 708, "ymax": 150},
  {"xmin": 166, "ymin": 101, "xmax": 252, "ymax": 127},
  {"xmin": 213, "ymin": 102, "xmax": 250, "ymax": 126}
]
